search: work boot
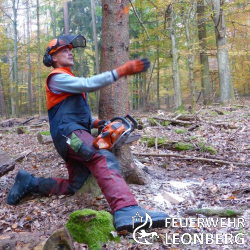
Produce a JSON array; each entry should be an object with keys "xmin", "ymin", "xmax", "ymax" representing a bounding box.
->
[
  {"xmin": 114, "ymin": 205, "xmax": 169, "ymax": 232},
  {"xmin": 7, "ymin": 170, "xmax": 39, "ymax": 205}
]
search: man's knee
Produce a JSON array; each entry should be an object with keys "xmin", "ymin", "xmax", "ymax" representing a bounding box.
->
[{"xmin": 98, "ymin": 149, "xmax": 121, "ymax": 174}]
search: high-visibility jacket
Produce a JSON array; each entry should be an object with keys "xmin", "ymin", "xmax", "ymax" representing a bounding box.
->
[{"xmin": 46, "ymin": 67, "xmax": 91, "ymax": 160}]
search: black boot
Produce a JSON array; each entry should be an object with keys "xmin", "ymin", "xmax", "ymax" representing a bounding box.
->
[
  {"xmin": 114, "ymin": 205, "xmax": 170, "ymax": 232},
  {"xmin": 7, "ymin": 170, "xmax": 39, "ymax": 205}
]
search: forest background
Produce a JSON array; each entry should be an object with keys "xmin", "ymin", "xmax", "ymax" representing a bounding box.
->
[{"xmin": 0, "ymin": 0, "xmax": 249, "ymax": 118}]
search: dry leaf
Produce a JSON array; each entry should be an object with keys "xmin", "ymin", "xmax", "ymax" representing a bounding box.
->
[{"xmin": 12, "ymin": 223, "xmax": 18, "ymax": 229}]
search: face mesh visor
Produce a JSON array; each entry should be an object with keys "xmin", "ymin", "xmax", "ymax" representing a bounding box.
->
[{"xmin": 54, "ymin": 34, "xmax": 86, "ymax": 49}]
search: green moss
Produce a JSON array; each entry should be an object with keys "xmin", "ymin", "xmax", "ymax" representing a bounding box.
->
[
  {"xmin": 148, "ymin": 117, "xmax": 156, "ymax": 126},
  {"xmin": 174, "ymin": 142, "xmax": 195, "ymax": 151},
  {"xmin": 40, "ymin": 130, "xmax": 51, "ymax": 136},
  {"xmin": 174, "ymin": 104, "xmax": 188, "ymax": 114},
  {"xmin": 66, "ymin": 209, "xmax": 120, "ymax": 250},
  {"xmin": 175, "ymin": 129, "xmax": 187, "ymax": 134},
  {"xmin": 141, "ymin": 136, "xmax": 167, "ymax": 147},
  {"xmin": 198, "ymin": 142, "xmax": 217, "ymax": 154}
]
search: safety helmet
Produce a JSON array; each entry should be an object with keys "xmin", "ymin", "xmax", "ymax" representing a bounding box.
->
[{"xmin": 43, "ymin": 34, "xmax": 86, "ymax": 67}]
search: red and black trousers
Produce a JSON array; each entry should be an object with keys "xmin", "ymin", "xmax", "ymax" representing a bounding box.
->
[{"xmin": 37, "ymin": 130, "xmax": 138, "ymax": 213}]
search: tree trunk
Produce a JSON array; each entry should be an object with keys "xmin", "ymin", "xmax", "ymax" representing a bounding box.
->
[
  {"xmin": 211, "ymin": 0, "xmax": 234, "ymax": 103},
  {"xmin": 63, "ymin": 1, "xmax": 69, "ymax": 35},
  {"xmin": 12, "ymin": 0, "xmax": 19, "ymax": 116},
  {"xmin": 99, "ymin": 0, "xmax": 146, "ymax": 185},
  {"xmin": 197, "ymin": 0, "xmax": 211, "ymax": 105},
  {"xmin": 0, "ymin": 64, "xmax": 6, "ymax": 118},
  {"xmin": 91, "ymin": 0, "xmax": 100, "ymax": 114},
  {"xmin": 26, "ymin": 0, "xmax": 32, "ymax": 115},
  {"xmin": 183, "ymin": 1, "xmax": 196, "ymax": 109},
  {"xmin": 37, "ymin": 0, "xmax": 42, "ymax": 118},
  {"xmin": 99, "ymin": 1, "xmax": 130, "ymax": 118},
  {"xmin": 167, "ymin": 4, "xmax": 182, "ymax": 109}
]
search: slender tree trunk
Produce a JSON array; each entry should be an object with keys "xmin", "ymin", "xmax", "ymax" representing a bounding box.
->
[
  {"xmin": 211, "ymin": 0, "xmax": 233, "ymax": 103},
  {"xmin": 63, "ymin": 1, "xmax": 69, "ymax": 35},
  {"xmin": 167, "ymin": 3, "xmax": 182, "ymax": 109},
  {"xmin": 12, "ymin": 0, "xmax": 19, "ymax": 116},
  {"xmin": 157, "ymin": 45, "xmax": 160, "ymax": 109},
  {"xmin": 37, "ymin": 0, "xmax": 42, "ymax": 118},
  {"xmin": 197, "ymin": 0, "xmax": 211, "ymax": 104},
  {"xmin": 183, "ymin": 1, "xmax": 196, "ymax": 108},
  {"xmin": 26, "ymin": 0, "xmax": 32, "ymax": 114},
  {"xmin": 99, "ymin": 0, "xmax": 147, "ymax": 185},
  {"xmin": 0, "ymin": 64, "xmax": 6, "ymax": 117},
  {"xmin": 91, "ymin": 0, "xmax": 100, "ymax": 115}
]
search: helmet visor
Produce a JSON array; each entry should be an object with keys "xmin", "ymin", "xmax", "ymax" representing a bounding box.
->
[{"xmin": 51, "ymin": 34, "xmax": 86, "ymax": 51}]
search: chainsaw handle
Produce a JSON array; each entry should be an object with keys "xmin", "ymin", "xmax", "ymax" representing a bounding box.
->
[
  {"xmin": 110, "ymin": 115, "xmax": 136, "ymax": 132},
  {"xmin": 125, "ymin": 114, "xmax": 138, "ymax": 129}
]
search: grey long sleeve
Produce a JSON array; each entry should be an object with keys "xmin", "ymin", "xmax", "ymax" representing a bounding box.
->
[{"xmin": 48, "ymin": 70, "xmax": 119, "ymax": 94}]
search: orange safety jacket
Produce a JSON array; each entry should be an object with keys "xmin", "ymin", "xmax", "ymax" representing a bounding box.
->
[{"xmin": 45, "ymin": 67, "xmax": 86, "ymax": 110}]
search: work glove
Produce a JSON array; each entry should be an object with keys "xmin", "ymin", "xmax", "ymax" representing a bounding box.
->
[
  {"xmin": 98, "ymin": 120, "xmax": 110, "ymax": 134},
  {"xmin": 116, "ymin": 58, "xmax": 150, "ymax": 78}
]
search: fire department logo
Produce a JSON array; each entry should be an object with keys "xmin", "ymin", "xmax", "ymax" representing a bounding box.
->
[{"xmin": 132, "ymin": 212, "xmax": 159, "ymax": 245}]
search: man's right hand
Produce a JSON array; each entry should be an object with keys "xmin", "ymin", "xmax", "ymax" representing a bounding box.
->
[{"xmin": 116, "ymin": 58, "xmax": 150, "ymax": 78}]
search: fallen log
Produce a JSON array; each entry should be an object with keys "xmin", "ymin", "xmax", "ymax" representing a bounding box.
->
[
  {"xmin": 0, "ymin": 150, "xmax": 32, "ymax": 177},
  {"xmin": 185, "ymin": 208, "xmax": 243, "ymax": 217},
  {"xmin": 19, "ymin": 117, "xmax": 35, "ymax": 126},
  {"xmin": 132, "ymin": 152, "xmax": 249, "ymax": 167},
  {"xmin": 152, "ymin": 116, "xmax": 195, "ymax": 125}
]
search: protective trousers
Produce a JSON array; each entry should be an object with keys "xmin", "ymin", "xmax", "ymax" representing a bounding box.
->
[{"xmin": 37, "ymin": 129, "xmax": 138, "ymax": 213}]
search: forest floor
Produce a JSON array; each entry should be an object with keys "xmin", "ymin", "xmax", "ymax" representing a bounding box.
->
[{"xmin": 0, "ymin": 102, "xmax": 250, "ymax": 250}]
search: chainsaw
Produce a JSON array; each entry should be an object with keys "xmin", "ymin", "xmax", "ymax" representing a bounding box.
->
[{"xmin": 93, "ymin": 114, "xmax": 140, "ymax": 150}]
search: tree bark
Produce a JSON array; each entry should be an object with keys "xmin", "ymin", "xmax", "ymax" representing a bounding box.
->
[
  {"xmin": 12, "ymin": 0, "xmax": 19, "ymax": 116},
  {"xmin": 0, "ymin": 63, "xmax": 6, "ymax": 117},
  {"xmin": 197, "ymin": 0, "xmax": 211, "ymax": 104},
  {"xmin": 26, "ymin": 0, "xmax": 32, "ymax": 115},
  {"xmin": 183, "ymin": 1, "xmax": 196, "ymax": 109},
  {"xmin": 99, "ymin": 0, "xmax": 130, "ymax": 118},
  {"xmin": 37, "ymin": 0, "xmax": 42, "ymax": 118},
  {"xmin": 211, "ymin": 0, "xmax": 234, "ymax": 103},
  {"xmin": 99, "ymin": 1, "xmax": 146, "ymax": 185},
  {"xmin": 166, "ymin": 3, "xmax": 182, "ymax": 109}
]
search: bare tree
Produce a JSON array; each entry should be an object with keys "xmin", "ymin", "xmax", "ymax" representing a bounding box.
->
[
  {"xmin": 211, "ymin": 0, "xmax": 234, "ymax": 102},
  {"xmin": 165, "ymin": 3, "xmax": 182, "ymax": 109},
  {"xmin": 197, "ymin": 0, "xmax": 211, "ymax": 104}
]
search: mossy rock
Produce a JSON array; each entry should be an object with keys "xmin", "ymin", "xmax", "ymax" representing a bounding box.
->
[
  {"xmin": 66, "ymin": 209, "xmax": 120, "ymax": 250},
  {"xmin": 40, "ymin": 130, "xmax": 51, "ymax": 136},
  {"xmin": 175, "ymin": 129, "xmax": 187, "ymax": 134}
]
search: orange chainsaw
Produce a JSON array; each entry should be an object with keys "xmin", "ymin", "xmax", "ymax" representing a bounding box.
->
[{"xmin": 93, "ymin": 114, "xmax": 140, "ymax": 150}]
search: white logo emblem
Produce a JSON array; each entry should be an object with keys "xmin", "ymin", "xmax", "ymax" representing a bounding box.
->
[{"xmin": 132, "ymin": 212, "xmax": 159, "ymax": 245}]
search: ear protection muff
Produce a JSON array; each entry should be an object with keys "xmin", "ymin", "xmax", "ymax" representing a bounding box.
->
[{"xmin": 43, "ymin": 47, "xmax": 53, "ymax": 67}]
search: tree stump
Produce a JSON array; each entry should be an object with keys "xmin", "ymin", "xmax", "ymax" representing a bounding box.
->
[
  {"xmin": 114, "ymin": 144, "xmax": 147, "ymax": 185},
  {"xmin": 43, "ymin": 227, "xmax": 74, "ymax": 250}
]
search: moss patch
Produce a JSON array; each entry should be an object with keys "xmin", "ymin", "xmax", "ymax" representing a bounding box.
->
[
  {"xmin": 174, "ymin": 142, "xmax": 195, "ymax": 151},
  {"xmin": 40, "ymin": 130, "xmax": 51, "ymax": 136},
  {"xmin": 175, "ymin": 129, "xmax": 187, "ymax": 134},
  {"xmin": 66, "ymin": 209, "xmax": 120, "ymax": 250},
  {"xmin": 198, "ymin": 142, "xmax": 217, "ymax": 154},
  {"xmin": 141, "ymin": 136, "xmax": 167, "ymax": 147}
]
